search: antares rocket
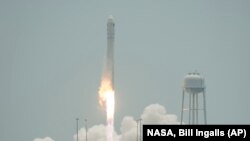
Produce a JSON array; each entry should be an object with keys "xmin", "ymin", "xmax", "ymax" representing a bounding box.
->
[
  {"xmin": 98, "ymin": 15, "xmax": 115, "ymax": 141},
  {"xmin": 106, "ymin": 15, "xmax": 115, "ymax": 89},
  {"xmin": 105, "ymin": 15, "xmax": 115, "ymax": 141}
]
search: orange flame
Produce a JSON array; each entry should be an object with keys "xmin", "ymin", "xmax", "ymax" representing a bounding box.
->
[{"xmin": 98, "ymin": 78, "xmax": 115, "ymax": 121}]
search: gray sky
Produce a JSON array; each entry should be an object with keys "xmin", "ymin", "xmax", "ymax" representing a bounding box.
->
[{"xmin": 1, "ymin": 0, "xmax": 250, "ymax": 141}]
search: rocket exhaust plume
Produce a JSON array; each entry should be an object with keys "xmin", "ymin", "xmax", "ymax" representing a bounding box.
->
[{"xmin": 99, "ymin": 15, "xmax": 115, "ymax": 141}]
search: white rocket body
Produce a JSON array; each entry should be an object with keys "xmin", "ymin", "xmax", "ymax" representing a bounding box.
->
[{"xmin": 106, "ymin": 15, "xmax": 115, "ymax": 89}]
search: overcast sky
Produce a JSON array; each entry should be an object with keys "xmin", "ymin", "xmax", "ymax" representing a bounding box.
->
[{"xmin": 1, "ymin": 0, "xmax": 250, "ymax": 141}]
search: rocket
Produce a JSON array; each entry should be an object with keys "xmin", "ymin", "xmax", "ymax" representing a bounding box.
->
[{"xmin": 105, "ymin": 15, "xmax": 115, "ymax": 89}]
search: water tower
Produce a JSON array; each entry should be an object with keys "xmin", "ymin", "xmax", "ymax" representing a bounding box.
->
[{"xmin": 180, "ymin": 72, "xmax": 207, "ymax": 124}]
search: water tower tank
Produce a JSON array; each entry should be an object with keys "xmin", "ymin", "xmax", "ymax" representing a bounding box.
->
[{"xmin": 183, "ymin": 72, "xmax": 205, "ymax": 94}]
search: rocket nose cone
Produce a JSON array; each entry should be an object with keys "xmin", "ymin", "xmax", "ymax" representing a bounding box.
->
[{"xmin": 107, "ymin": 15, "xmax": 114, "ymax": 23}]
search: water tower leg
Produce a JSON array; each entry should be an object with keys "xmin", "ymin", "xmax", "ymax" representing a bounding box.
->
[
  {"xmin": 192, "ymin": 93, "xmax": 195, "ymax": 124},
  {"xmin": 196, "ymin": 94, "xmax": 199, "ymax": 124},
  {"xmin": 180, "ymin": 90, "xmax": 185, "ymax": 125},
  {"xmin": 203, "ymin": 91, "xmax": 207, "ymax": 124},
  {"xmin": 189, "ymin": 93, "xmax": 191, "ymax": 124}
]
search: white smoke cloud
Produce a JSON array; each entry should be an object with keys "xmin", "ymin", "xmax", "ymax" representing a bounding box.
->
[
  {"xmin": 73, "ymin": 103, "xmax": 179, "ymax": 141},
  {"xmin": 74, "ymin": 124, "xmax": 106, "ymax": 141},
  {"xmin": 33, "ymin": 104, "xmax": 178, "ymax": 141},
  {"xmin": 33, "ymin": 137, "xmax": 54, "ymax": 141},
  {"xmin": 119, "ymin": 116, "xmax": 137, "ymax": 141},
  {"xmin": 141, "ymin": 103, "xmax": 179, "ymax": 124}
]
